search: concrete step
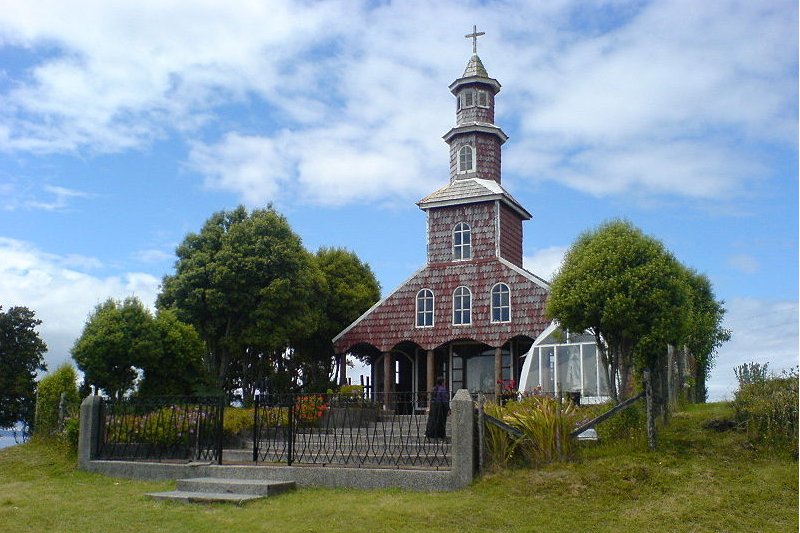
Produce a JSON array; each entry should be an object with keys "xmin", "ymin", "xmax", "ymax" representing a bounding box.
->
[
  {"xmin": 146, "ymin": 477, "xmax": 296, "ymax": 504},
  {"xmin": 147, "ymin": 490, "xmax": 264, "ymax": 504},
  {"xmin": 177, "ymin": 477, "xmax": 295, "ymax": 496}
]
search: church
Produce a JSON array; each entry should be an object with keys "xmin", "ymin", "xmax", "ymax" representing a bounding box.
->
[{"xmin": 333, "ymin": 29, "xmax": 610, "ymax": 411}]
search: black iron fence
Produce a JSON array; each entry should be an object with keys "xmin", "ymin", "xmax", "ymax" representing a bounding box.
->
[
  {"xmin": 252, "ymin": 392, "xmax": 451, "ymax": 468},
  {"xmin": 96, "ymin": 396, "xmax": 225, "ymax": 464}
]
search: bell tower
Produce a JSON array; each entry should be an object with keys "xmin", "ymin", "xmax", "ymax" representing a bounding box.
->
[{"xmin": 443, "ymin": 26, "xmax": 508, "ymax": 184}]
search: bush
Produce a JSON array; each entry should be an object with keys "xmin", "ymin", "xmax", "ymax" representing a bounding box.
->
[
  {"xmin": 733, "ymin": 365, "xmax": 798, "ymax": 456},
  {"xmin": 483, "ymin": 395, "xmax": 582, "ymax": 467},
  {"xmin": 34, "ymin": 364, "xmax": 80, "ymax": 436},
  {"xmin": 223, "ymin": 408, "xmax": 254, "ymax": 441}
]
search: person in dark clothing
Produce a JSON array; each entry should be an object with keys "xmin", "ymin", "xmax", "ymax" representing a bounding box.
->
[{"xmin": 425, "ymin": 377, "xmax": 449, "ymax": 440}]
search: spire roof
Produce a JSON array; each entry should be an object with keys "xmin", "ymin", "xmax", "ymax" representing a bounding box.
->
[{"xmin": 463, "ymin": 54, "xmax": 489, "ymax": 78}]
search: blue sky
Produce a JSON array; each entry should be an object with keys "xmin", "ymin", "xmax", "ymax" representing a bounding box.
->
[{"xmin": 0, "ymin": 0, "xmax": 796, "ymax": 400}]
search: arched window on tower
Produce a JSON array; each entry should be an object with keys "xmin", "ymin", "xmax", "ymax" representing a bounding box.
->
[
  {"xmin": 453, "ymin": 222, "xmax": 472, "ymax": 260},
  {"xmin": 453, "ymin": 286, "xmax": 472, "ymax": 325},
  {"xmin": 416, "ymin": 289, "xmax": 434, "ymax": 328},
  {"xmin": 458, "ymin": 145, "xmax": 474, "ymax": 173},
  {"xmin": 491, "ymin": 283, "xmax": 511, "ymax": 323}
]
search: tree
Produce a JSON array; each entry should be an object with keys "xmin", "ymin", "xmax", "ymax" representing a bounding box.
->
[
  {"xmin": 34, "ymin": 363, "xmax": 80, "ymax": 436},
  {"xmin": 158, "ymin": 205, "xmax": 326, "ymax": 395},
  {"xmin": 72, "ymin": 297, "xmax": 209, "ymax": 398},
  {"xmin": 682, "ymin": 269, "xmax": 730, "ymax": 402},
  {"xmin": 546, "ymin": 220, "xmax": 689, "ymax": 403},
  {"xmin": 136, "ymin": 310, "xmax": 211, "ymax": 397},
  {"xmin": 72, "ymin": 297, "xmax": 156, "ymax": 399},
  {"xmin": 0, "ymin": 306, "xmax": 47, "ymax": 432},
  {"xmin": 293, "ymin": 247, "xmax": 381, "ymax": 390}
]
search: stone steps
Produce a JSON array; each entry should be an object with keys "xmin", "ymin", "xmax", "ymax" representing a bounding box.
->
[{"xmin": 147, "ymin": 477, "xmax": 295, "ymax": 504}]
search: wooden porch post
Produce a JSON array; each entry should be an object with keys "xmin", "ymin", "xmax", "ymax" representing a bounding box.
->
[
  {"xmin": 426, "ymin": 349, "xmax": 435, "ymax": 408},
  {"xmin": 383, "ymin": 352, "xmax": 393, "ymax": 411},
  {"xmin": 338, "ymin": 353, "xmax": 347, "ymax": 386},
  {"xmin": 494, "ymin": 347, "xmax": 502, "ymax": 400}
]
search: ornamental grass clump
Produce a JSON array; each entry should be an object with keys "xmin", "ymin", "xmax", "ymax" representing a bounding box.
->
[
  {"xmin": 484, "ymin": 395, "xmax": 581, "ymax": 467},
  {"xmin": 732, "ymin": 363, "xmax": 798, "ymax": 456}
]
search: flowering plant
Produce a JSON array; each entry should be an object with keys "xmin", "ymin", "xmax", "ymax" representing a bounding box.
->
[{"xmin": 294, "ymin": 394, "xmax": 328, "ymax": 424}]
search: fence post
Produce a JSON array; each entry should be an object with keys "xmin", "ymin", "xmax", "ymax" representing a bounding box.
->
[
  {"xmin": 78, "ymin": 395, "xmax": 103, "ymax": 469},
  {"xmin": 287, "ymin": 398, "xmax": 294, "ymax": 466},
  {"xmin": 450, "ymin": 389, "xmax": 475, "ymax": 488},
  {"xmin": 644, "ymin": 369, "xmax": 657, "ymax": 451},
  {"xmin": 253, "ymin": 393, "xmax": 260, "ymax": 463}
]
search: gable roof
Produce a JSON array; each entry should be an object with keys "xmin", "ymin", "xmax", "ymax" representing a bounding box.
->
[{"xmin": 416, "ymin": 177, "xmax": 532, "ymax": 220}]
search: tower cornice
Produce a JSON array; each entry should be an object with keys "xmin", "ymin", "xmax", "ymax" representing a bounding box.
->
[{"xmin": 442, "ymin": 122, "xmax": 508, "ymax": 145}]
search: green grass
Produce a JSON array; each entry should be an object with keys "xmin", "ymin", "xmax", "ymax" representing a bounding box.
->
[{"xmin": 0, "ymin": 403, "xmax": 796, "ymax": 533}]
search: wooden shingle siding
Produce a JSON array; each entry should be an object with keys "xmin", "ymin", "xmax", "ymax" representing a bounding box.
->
[
  {"xmin": 427, "ymin": 203, "xmax": 495, "ymax": 263},
  {"xmin": 333, "ymin": 258, "xmax": 550, "ymax": 354},
  {"xmin": 499, "ymin": 203, "xmax": 523, "ymax": 266}
]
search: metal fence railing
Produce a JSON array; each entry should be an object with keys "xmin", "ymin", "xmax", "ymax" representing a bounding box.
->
[
  {"xmin": 252, "ymin": 392, "xmax": 451, "ymax": 469},
  {"xmin": 96, "ymin": 396, "xmax": 224, "ymax": 464}
]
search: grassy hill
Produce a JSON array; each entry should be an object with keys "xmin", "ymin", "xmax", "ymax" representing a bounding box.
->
[{"xmin": 0, "ymin": 402, "xmax": 796, "ymax": 533}]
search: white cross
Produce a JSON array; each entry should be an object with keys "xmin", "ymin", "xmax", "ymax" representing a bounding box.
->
[{"xmin": 465, "ymin": 25, "xmax": 485, "ymax": 55}]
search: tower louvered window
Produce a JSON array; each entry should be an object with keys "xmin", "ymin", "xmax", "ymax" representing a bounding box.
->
[{"xmin": 458, "ymin": 145, "xmax": 474, "ymax": 173}]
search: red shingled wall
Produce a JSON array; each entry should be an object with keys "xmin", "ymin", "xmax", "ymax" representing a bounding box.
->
[{"xmin": 333, "ymin": 258, "xmax": 549, "ymax": 354}]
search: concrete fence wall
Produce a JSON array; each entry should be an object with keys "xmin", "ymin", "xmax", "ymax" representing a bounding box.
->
[{"xmin": 78, "ymin": 390, "xmax": 478, "ymax": 491}]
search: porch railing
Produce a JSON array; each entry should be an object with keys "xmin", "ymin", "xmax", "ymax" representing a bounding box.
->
[
  {"xmin": 96, "ymin": 396, "xmax": 224, "ymax": 464},
  {"xmin": 252, "ymin": 392, "xmax": 451, "ymax": 468}
]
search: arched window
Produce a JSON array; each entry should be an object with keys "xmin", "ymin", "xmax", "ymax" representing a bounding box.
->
[
  {"xmin": 491, "ymin": 283, "xmax": 511, "ymax": 323},
  {"xmin": 416, "ymin": 289, "xmax": 434, "ymax": 328},
  {"xmin": 453, "ymin": 222, "xmax": 471, "ymax": 260},
  {"xmin": 458, "ymin": 145, "xmax": 474, "ymax": 173},
  {"xmin": 453, "ymin": 286, "xmax": 472, "ymax": 325}
]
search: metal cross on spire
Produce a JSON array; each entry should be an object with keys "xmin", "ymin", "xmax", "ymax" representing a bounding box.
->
[{"xmin": 465, "ymin": 25, "xmax": 485, "ymax": 55}]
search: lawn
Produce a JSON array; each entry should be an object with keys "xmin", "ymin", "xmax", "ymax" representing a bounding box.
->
[{"xmin": 0, "ymin": 402, "xmax": 796, "ymax": 533}]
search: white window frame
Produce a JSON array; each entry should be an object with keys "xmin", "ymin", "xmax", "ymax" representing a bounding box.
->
[
  {"xmin": 458, "ymin": 145, "xmax": 475, "ymax": 174},
  {"xmin": 490, "ymin": 283, "xmax": 511, "ymax": 323},
  {"xmin": 453, "ymin": 286, "xmax": 472, "ymax": 326},
  {"xmin": 415, "ymin": 289, "xmax": 435, "ymax": 328},
  {"xmin": 453, "ymin": 222, "xmax": 472, "ymax": 261},
  {"xmin": 477, "ymin": 90, "xmax": 489, "ymax": 108}
]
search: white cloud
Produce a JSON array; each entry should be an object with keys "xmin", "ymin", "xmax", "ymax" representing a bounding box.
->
[
  {"xmin": 24, "ymin": 185, "xmax": 93, "ymax": 211},
  {"xmin": 133, "ymin": 248, "xmax": 173, "ymax": 264},
  {"xmin": 523, "ymin": 246, "xmax": 568, "ymax": 282},
  {"xmin": 728, "ymin": 253, "xmax": 760, "ymax": 275},
  {"xmin": 0, "ymin": 0, "xmax": 796, "ymax": 206},
  {"xmin": 0, "ymin": 237, "xmax": 160, "ymax": 373},
  {"xmin": 707, "ymin": 297, "xmax": 799, "ymax": 401}
]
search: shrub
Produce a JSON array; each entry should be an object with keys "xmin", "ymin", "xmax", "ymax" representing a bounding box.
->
[
  {"xmin": 483, "ymin": 402, "xmax": 522, "ymax": 468},
  {"xmin": 733, "ymin": 365, "xmax": 798, "ymax": 456},
  {"xmin": 34, "ymin": 364, "xmax": 80, "ymax": 436},
  {"xmin": 223, "ymin": 408, "xmax": 254, "ymax": 441},
  {"xmin": 483, "ymin": 395, "xmax": 581, "ymax": 467}
]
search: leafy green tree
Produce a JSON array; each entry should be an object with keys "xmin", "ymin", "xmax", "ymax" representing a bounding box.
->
[
  {"xmin": 72, "ymin": 297, "xmax": 209, "ymax": 398},
  {"xmin": 34, "ymin": 363, "xmax": 80, "ymax": 436},
  {"xmin": 293, "ymin": 247, "xmax": 381, "ymax": 390},
  {"xmin": 0, "ymin": 306, "xmax": 47, "ymax": 432},
  {"xmin": 136, "ymin": 310, "xmax": 211, "ymax": 397},
  {"xmin": 72, "ymin": 297, "xmax": 156, "ymax": 399},
  {"xmin": 682, "ymin": 269, "xmax": 730, "ymax": 402},
  {"xmin": 546, "ymin": 220, "xmax": 689, "ymax": 402},
  {"xmin": 158, "ymin": 205, "xmax": 326, "ymax": 395}
]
